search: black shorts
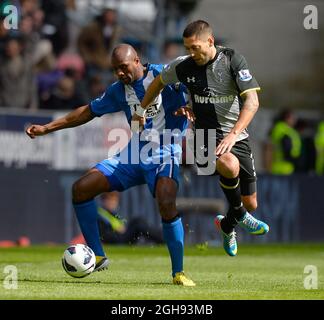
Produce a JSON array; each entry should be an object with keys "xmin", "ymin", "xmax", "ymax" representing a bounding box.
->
[
  {"xmin": 193, "ymin": 137, "xmax": 257, "ymax": 196},
  {"xmin": 229, "ymin": 139, "xmax": 257, "ymax": 196}
]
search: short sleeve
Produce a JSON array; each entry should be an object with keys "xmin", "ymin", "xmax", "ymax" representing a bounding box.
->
[
  {"xmin": 160, "ymin": 55, "xmax": 189, "ymax": 85},
  {"xmin": 150, "ymin": 64, "xmax": 163, "ymax": 77},
  {"xmin": 230, "ymin": 52, "xmax": 260, "ymax": 96},
  {"xmin": 89, "ymin": 84, "xmax": 122, "ymax": 117}
]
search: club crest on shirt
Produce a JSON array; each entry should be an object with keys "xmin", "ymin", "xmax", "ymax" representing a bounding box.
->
[{"xmin": 238, "ymin": 69, "xmax": 252, "ymax": 81}]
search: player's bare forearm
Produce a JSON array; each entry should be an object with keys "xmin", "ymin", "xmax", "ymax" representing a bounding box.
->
[
  {"xmin": 26, "ymin": 105, "xmax": 94, "ymax": 138},
  {"xmin": 215, "ymin": 90, "xmax": 259, "ymax": 155},
  {"xmin": 231, "ymin": 90, "xmax": 259, "ymax": 135},
  {"xmin": 140, "ymin": 75, "xmax": 165, "ymax": 109},
  {"xmin": 45, "ymin": 105, "xmax": 94, "ymax": 133}
]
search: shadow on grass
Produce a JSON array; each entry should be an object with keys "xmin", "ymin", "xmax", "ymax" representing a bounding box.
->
[{"xmin": 3, "ymin": 278, "xmax": 173, "ymax": 286}]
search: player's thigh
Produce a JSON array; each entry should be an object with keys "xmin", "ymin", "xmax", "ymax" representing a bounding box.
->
[
  {"xmin": 147, "ymin": 162, "xmax": 179, "ymax": 217},
  {"xmin": 72, "ymin": 168, "xmax": 110, "ymax": 202},
  {"xmin": 231, "ymin": 139, "xmax": 257, "ymax": 180},
  {"xmin": 95, "ymin": 158, "xmax": 146, "ymax": 192},
  {"xmin": 145, "ymin": 160, "xmax": 179, "ymax": 199}
]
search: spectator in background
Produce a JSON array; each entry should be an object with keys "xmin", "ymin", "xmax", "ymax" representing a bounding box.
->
[
  {"xmin": 0, "ymin": 17, "xmax": 9, "ymax": 56},
  {"xmin": 315, "ymin": 120, "xmax": 324, "ymax": 175},
  {"xmin": 18, "ymin": 3, "xmax": 52, "ymax": 57},
  {"xmin": 56, "ymin": 52, "xmax": 85, "ymax": 80},
  {"xmin": 40, "ymin": 0, "xmax": 69, "ymax": 55},
  {"xmin": 77, "ymin": 6, "xmax": 121, "ymax": 84},
  {"xmin": 35, "ymin": 53, "xmax": 64, "ymax": 107},
  {"xmin": 78, "ymin": 74, "xmax": 106, "ymax": 103},
  {"xmin": 40, "ymin": 75, "xmax": 85, "ymax": 110},
  {"xmin": 0, "ymin": 37, "xmax": 38, "ymax": 109},
  {"xmin": 19, "ymin": 8, "xmax": 53, "ymax": 66},
  {"xmin": 88, "ymin": 75, "xmax": 106, "ymax": 100},
  {"xmin": 294, "ymin": 119, "xmax": 316, "ymax": 173},
  {"xmin": 58, "ymin": 54, "xmax": 87, "ymax": 108},
  {"xmin": 270, "ymin": 109, "xmax": 302, "ymax": 175},
  {"xmin": 161, "ymin": 40, "xmax": 183, "ymax": 63}
]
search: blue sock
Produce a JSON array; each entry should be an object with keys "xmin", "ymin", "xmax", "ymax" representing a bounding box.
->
[
  {"xmin": 162, "ymin": 216, "xmax": 184, "ymax": 277},
  {"xmin": 73, "ymin": 199, "xmax": 105, "ymax": 257}
]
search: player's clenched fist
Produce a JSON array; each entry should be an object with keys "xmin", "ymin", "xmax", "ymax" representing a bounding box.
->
[
  {"xmin": 25, "ymin": 124, "xmax": 48, "ymax": 139},
  {"xmin": 174, "ymin": 106, "xmax": 195, "ymax": 122}
]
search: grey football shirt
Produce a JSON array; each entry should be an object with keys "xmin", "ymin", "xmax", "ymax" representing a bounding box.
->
[{"xmin": 161, "ymin": 46, "xmax": 260, "ymax": 142}]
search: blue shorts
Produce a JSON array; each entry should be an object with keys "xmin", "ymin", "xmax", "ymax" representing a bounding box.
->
[{"xmin": 94, "ymin": 141, "xmax": 181, "ymax": 197}]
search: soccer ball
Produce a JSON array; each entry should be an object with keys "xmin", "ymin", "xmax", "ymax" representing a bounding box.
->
[{"xmin": 62, "ymin": 244, "xmax": 96, "ymax": 278}]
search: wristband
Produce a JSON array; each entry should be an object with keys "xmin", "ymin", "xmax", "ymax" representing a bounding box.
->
[{"xmin": 135, "ymin": 104, "xmax": 147, "ymax": 117}]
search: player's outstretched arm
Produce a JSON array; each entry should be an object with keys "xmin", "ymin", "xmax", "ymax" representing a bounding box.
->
[
  {"xmin": 26, "ymin": 105, "xmax": 95, "ymax": 139},
  {"xmin": 141, "ymin": 75, "xmax": 165, "ymax": 110}
]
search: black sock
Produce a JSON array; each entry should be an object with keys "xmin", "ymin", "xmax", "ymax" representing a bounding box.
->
[
  {"xmin": 219, "ymin": 176, "xmax": 246, "ymax": 233},
  {"xmin": 219, "ymin": 176, "xmax": 242, "ymax": 207},
  {"xmin": 221, "ymin": 206, "xmax": 246, "ymax": 233}
]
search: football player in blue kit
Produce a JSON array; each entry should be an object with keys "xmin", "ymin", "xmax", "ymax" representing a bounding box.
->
[{"xmin": 26, "ymin": 44, "xmax": 195, "ymax": 286}]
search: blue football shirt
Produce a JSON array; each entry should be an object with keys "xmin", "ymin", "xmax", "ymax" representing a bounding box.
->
[{"xmin": 89, "ymin": 63, "xmax": 188, "ymax": 136}]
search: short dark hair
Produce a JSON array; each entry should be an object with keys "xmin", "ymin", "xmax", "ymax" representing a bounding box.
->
[{"xmin": 183, "ymin": 20, "xmax": 213, "ymax": 38}]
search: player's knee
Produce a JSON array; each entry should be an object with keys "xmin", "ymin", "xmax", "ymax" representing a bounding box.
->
[
  {"xmin": 157, "ymin": 198, "xmax": 177, "ymax": 220},
  {"xmin": 72, "ymin": 180, "xmax": 90, "ymax": 203},
  {"xmin": 243, "ymin": 199, "xmax": 258, "ymax": 212},
  {"xmin": 217, "ymin": 153, "xmax": 240, "ymax": 178}
]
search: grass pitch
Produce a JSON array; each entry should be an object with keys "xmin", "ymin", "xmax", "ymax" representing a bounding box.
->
[{"xmin": 0, "ymin": 244, "xmax": 323, "ymax": 300}]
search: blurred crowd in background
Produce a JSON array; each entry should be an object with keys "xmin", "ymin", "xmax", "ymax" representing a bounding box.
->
[
  {"xmin": 264, "ymin": 110, "xmax": 323, "ymax": 176},
  {"xmin": 0, "ymin": 0, "xmax": 323, "ymax": 176},
  {"xmin": 0, "ymin": 0, "xmax": 192, "ymax": 111}
]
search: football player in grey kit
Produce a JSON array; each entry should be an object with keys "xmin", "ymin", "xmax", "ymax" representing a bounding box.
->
[{"xmin": 132, "ymin": 20, "xmax": 269, "ymax": 256}]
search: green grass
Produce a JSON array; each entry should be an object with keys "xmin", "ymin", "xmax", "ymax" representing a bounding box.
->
[{"xmin": 0, "ymin": 244, "xmax": 323, "ymax": 300}]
